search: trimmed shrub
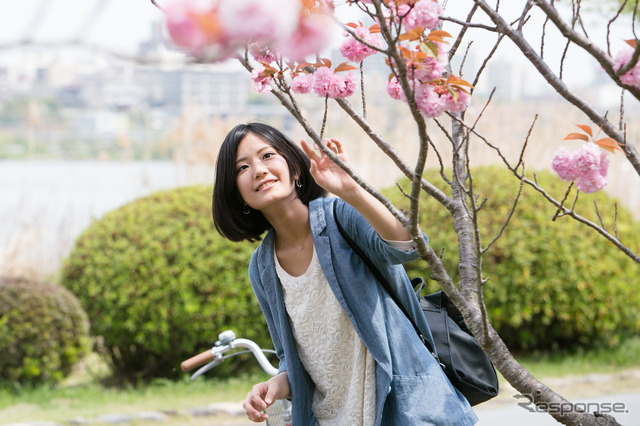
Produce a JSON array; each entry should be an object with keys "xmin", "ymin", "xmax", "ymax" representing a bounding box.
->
[
  {"xmin": 385, "ymin": 167, "xmax": 640, "ymax": 352},
  {"xmin": 60, "ymin": 185, "xmax": 267, "ymax": 383},
  {"xmin": 0, "ymin": 277, "xmax": 90, "ymax": 384}
]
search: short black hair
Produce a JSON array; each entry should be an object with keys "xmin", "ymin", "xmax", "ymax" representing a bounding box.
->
[{"xmin": 212, "ymin": 122, "xmax": 327, "ymax": 242}]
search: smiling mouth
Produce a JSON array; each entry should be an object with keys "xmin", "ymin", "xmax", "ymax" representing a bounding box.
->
[{"xmin": 256, "ymin": 180, "xmax": 277, "ymax": 191}]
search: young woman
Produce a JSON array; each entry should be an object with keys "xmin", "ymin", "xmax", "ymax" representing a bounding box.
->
[{"xmin": 212, "ymin": 122, "xmax": 477, "ymax": 425}]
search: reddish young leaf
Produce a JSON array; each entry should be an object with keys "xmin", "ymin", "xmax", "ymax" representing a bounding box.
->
[
  {"xmin": 334, "ymin": 62, "xmax": 358, "ymax": 72},
  {"xmin": 563, "ymin": 133, "xmax": 590, "ymax": 142},
  {"xmin": 575, "ymin": 124, "xmax": 593, "ymax": 137},
  {"xmin": 399, "ymin": 46, "xmax": 412, "ymax": 58},
  {"xmin": 446, "ymin": 75, "xmax": 473, "ymax": 88},
  {"xmin": 369, "ymin": 24, "xmax": 381, "ymax": 33},
  {"xmin": 624, "ymin": 39, "xmax": 638, "ymax": 48},
  {"xmin": 346, "ymin": 22, "xmax": 358, "ymax": 29},
  {"xmin": 427, "ymin": 30, "xmax": 452, "ymax": 43},
  {"xmin": 321, "ymin": 58, "xmax": 332, "ymax": 68},
  {"xmin": 594, "ymin": 137, "xmax": 624, "ymax": 153},
  {"xmin": 399, "ymin": 28, "xmax": 424, "ymax": 41}
]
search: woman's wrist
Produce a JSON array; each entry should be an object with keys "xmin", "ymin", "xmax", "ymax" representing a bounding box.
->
[{"xmin": 269, "ymin": 371, "xmax": 291, "ymax": 400}]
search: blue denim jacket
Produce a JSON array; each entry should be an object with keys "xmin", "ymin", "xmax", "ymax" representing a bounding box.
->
[{"xmin": 248, "ymin": 197, "xmax": 478, "ymax": 425}]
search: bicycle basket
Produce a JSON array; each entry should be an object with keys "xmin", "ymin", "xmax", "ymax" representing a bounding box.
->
[{"xmin": 265, "ymin": 399, "xmax": 292, "ymax": 426}]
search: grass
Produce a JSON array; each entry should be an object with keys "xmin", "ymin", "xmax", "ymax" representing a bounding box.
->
[
  {"xmin": 1, "ymin": 337, "xmax": 639, "ymax": 424},
  {"xmin": 0, "ymin": 353, "xmax": 271, "ymax": 424},
  {"xmin": 515, "ymin": 335, "xmax": 640, "ymax": 379}
]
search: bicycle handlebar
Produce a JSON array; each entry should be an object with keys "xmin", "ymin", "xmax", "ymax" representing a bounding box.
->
[
  {"xmin": 181, "ymin": 348, "xmax": 218, "ymax": 372},
  {"xmin": 180, "ymin": 332, "xmax": 279, "ymax": 377}
]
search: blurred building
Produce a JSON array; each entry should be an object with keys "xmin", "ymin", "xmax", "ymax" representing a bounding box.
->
[{"xmin": 134, "ymin": 63, "xmax": 249, "ymax": 116}]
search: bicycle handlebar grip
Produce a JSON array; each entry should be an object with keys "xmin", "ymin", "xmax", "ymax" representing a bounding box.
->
[{"xmin": 181, "ymin": 350, "xmax": 214, "ymax": 372}]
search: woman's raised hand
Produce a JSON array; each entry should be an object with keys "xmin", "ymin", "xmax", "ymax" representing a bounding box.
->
[{"xmin": 300, "ymin": 138, "xmax": 359, "ymax": 198}]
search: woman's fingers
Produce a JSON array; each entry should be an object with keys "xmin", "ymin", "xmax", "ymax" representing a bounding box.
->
[
  {"xmin": 327, "ymin": 138, "xmax": 343, "ymax": 154},
  {"xmin": 300, "ymin": 140, "xmax": 319, "ymax": 161},
  {"xmin": 301, "ymin": 138, "xmax": 344, "ymax": 160},
  {"xmin": 243, "ymin": 383, "xmax": 272, "ymax": 423}
]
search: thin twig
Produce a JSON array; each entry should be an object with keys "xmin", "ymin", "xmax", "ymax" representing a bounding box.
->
[
  {"xmin": 593, "ymin": 201, "xmax": 607, "ymax": 232},
  {"xmin": 606, "ymin": 0, "xmax": 627, "ymax": 55},
  {"xmin": 552, "ymin": 183, "xmax": 575, "ymax": 221},
  {"xmin": 150, "ymin": 0, "xmax": 166, "ymax": 13},
  {"xmin": 447, "ymin": 3, "xmax": 481, "ymax": 59},
  {"xmin": 320, "ymin": 95, "xmax": 329, "ymax": 139},
  {"xmin": 482, "ymin": 171, "xmax": 525, "ymax": 253},
  {"xmin": 360, "ymin": 62, "xmax": 367, "ymax": 119}
]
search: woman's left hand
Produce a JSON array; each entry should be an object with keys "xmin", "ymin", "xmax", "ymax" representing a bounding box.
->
[{"xmin": 301, "ymin": 138, "xmax": 359, "ymax": 198}]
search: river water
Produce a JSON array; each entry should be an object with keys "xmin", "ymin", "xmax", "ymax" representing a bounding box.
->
[{"xmin": 0, "ymin": 160, "xmax": 213, "ymax": 278}]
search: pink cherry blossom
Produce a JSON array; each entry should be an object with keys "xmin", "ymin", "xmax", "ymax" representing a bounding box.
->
[
  {"xmin": 165, "ymin": 1, "xmax": 226, "ymax": 55},
  {"xmin": 386, "ymin": 0, "xmax": 442, "ymax": 31},
  {"xmin": 599, "ymin": 151, "xmax": 609, "ymax": 178},
  {"xmin": 336, "ymin": 72, "xmax": 357, "ymax": 98},
  {"xmin": 386, "ymin": 77, "xmax": 405, "ymax": 100},
  {"xmin": 250, "ymin": 64, "xmax": 272, "ymax": 94},
  {"xmin": 575, "ymin": 171, "xmax": 607, "ymax": 194},
  {"xmin": 444, "ymin": 88, "xmax": 471, "ymax": 114},
  {"xmin": 218, "ymin": 0, "xmax": 300, "ymax": 45},
  {"xmin": 551, "ymin": 147, "xmax": 578, "ymax": 182},
  {"xmin": 339, "ymin": 25, "xmax": 383, "ymax": 63},
  {"xmin": 573, "ymin": 142, "xmax": 603, "ymax": 175},
  {"xmin": 410, "ymin": 54, "xmax": 446, "ymax": 82},
  {"xmin": 250, "ymin": 44, "xmax": 278, "ymax": 64},
  {"xmin": 401, "ymin": 40, "xmax": 448, "ymax": 84},
  {"xmin": 290, "ymin": 73, "xmax": 315, "ymax": 94},
  {"xmin": 613, "ymin": 45, "xmax": 640, "ymax": 89},
  {"xmin": 551, "ymin": 142, "xmax": 609, "ymax": 193},
  {"xmin": 410, "ymin": 0, "xmax": 443, "ymax": 31},
  {"xmin": 312, "ymin": 67, "xmax": 356, "ymax": 99},
  {"xmin": 312, "ymin": 67, "xmax": 338, "ymax": 97},
  {"xmin": 280, "ymin": 15, "xmax": 334, "ymax": 61},
  {"xmin": 165, "ymin": 0, "xmax": 335, "ymax": 63},
  {"xmin": 415, "ymin": 84, "xmax": 447, "ymax": 118}
]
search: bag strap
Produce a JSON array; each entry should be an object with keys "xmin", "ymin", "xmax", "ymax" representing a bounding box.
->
[{"xmin": 332, "ymin": 202, "xmax": 438, "ymax": 357}]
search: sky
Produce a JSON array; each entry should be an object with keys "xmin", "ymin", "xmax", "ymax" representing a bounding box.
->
[{"xmin": 0, "ymin": 0, "xmax": 164, "ymax": 59}]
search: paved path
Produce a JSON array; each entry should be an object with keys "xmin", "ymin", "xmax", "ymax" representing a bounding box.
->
[{"xmin": 476, "ymin": 393, "xmax": 639, "ymax": 425}]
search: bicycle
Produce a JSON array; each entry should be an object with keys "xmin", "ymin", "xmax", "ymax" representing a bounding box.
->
[{"xmin": 181, "ymin": 330, "xmax": 292, "ymax": 426}]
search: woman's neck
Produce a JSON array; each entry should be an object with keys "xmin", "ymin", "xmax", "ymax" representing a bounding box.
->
[{"xmin": 262, "ymin": 198, "xmax": 311, "ymax": 245}]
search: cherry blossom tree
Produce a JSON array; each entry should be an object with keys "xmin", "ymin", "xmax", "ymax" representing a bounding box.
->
[{"xmin": 157, "ymin": 1, "xmax": 638, "ymax": 424}]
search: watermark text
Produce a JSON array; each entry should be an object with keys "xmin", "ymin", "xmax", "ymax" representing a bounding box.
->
[{"xmin": 514, "ymin": 394, "xmax": 629, "ymax": 415}]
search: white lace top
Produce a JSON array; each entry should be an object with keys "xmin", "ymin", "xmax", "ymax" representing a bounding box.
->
[{"xmin": 275, "ymin": 245, "xmax": 377, "ymax": 425}]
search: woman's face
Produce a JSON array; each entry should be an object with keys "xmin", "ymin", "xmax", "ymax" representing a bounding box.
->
[{"xmin": 235, "ymin": 132, "xmax": 297, "ymax": 212}]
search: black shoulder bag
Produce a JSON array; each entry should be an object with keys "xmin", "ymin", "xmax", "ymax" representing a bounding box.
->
[{"xmin": 334, "ymin": 204, "xmax": 499, "ymax": 406}]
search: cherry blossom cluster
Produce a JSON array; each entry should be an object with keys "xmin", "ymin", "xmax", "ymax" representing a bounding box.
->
[
  {"xmin": 551, "ymin": 142, "xmax": 609, "ymax": 193},
  {"xmin": 613, "ymin": 43, "xmax": 640, "ymax": 89},
  {"xmin": 165, "ymin": 0, "xmax": 333, "ymax": 61},
  {"xmin": 290, "ymin": 67, "xmax": 357, "ymax": 98},
  {"xmin": 339, "ymin": 23, "xmax": 383, "ymax": 63},
  {"xmin": 164, "ymin": 0, "xmax": 471, "ymax": 118},
  {"xmin": 384, "ymin": 0, "xmax": 442, "ymax": 31},
  {"xmin": 381, "ymin": 0, "xmax": 471, "ymax": 117}
]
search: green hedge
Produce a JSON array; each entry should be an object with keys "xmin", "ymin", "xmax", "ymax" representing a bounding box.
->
[
  {"xmin": 60, "ymin": 185, "xmax": 268, "ymax": 383},
  {"xmin": 0, "ymin": 277, "xmax": 90, "ymax": 384},
  {"xmin": 386, "ymin": 167, "xmax": 640, "ymax": 351}
]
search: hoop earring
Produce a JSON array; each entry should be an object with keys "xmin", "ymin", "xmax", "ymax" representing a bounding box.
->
[
  {"xmin": 295, "ymin": 179, "xmax": 302, "ymax": 188},
  {"xmin": 243, "ymin": 204, "xmax": 251, "ymax": 215}
]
